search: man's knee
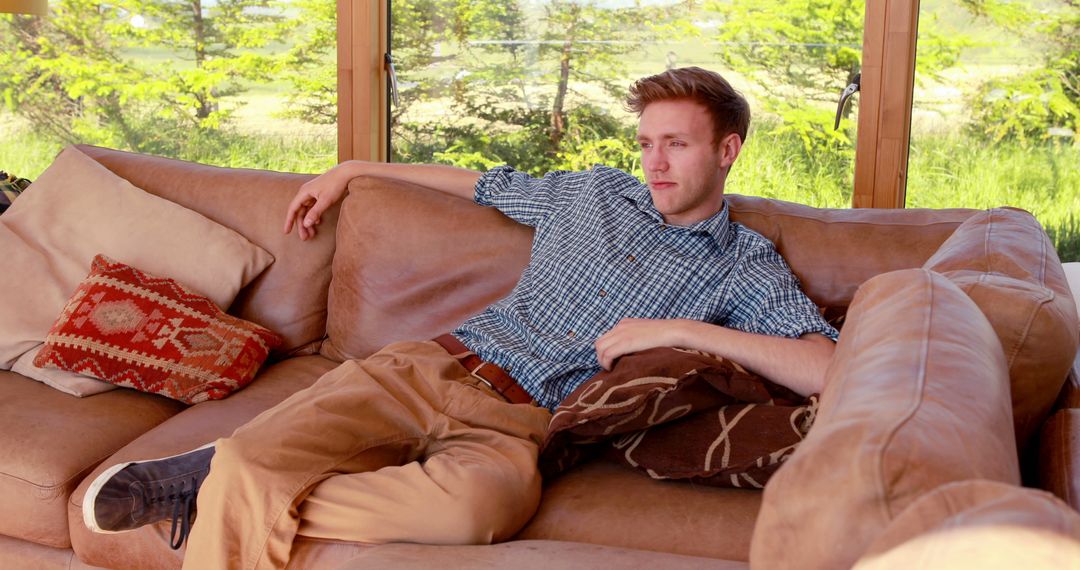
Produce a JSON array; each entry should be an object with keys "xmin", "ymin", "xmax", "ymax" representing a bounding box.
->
[{"xmin": 421, "ymin": 462, "xmax": 542, "ymax": 544}]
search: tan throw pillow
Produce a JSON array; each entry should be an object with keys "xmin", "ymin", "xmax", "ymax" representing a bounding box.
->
[
  {"xmin": 12, "ymin": 347, "xmax": 116, "ymax": 397},
  {"xmin": 0, "ymin": 146, "xmax": 275, "ymax": 396},
  {"xmin": 924, "ymin": 207, "xmax": 1079, "ymax": 450},
  {"xmin": 540, "ymin": 347, "xmax": 815, "ymax": 489}
]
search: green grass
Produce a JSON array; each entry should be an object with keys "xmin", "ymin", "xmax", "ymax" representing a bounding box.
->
[
  {"xmin": 906, "ymin": 136, "xmax": 1080, "ymax": 261},
  {"xmin": 728, "ymin": 127, "xmax": 854, "ymax": 209},
  {"xmin": 0, "ymin": 117, "xmax": 336, "ymax": 177}
]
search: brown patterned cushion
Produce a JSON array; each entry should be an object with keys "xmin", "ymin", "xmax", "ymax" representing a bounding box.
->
[{"xmin": 540, "ymin": 347, "xmax": 817, "ymax": 488}]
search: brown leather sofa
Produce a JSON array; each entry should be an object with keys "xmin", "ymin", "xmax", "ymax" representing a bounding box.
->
[{"xmin": 2, "ymin": 145, "xmax": 1079, "ymax": 569}]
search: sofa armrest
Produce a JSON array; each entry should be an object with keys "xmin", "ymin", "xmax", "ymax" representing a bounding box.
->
[
  {"xmin": 1039, "ymin": 409, "xmax": 1080, "ymax": 511},
  {"xmin": 751, "ymin": 269, "xmax": 1020, "ymax": 570},
  {"xmin": 853, "ymin": 480, "xmax": 1080, "ymax": 569},
  {"xmin": 1058, "ymin": 262, "xmax": 1080, "ymax": 410}
]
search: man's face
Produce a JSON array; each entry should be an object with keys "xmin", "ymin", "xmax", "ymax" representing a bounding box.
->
[{"xmin": 636, "ymin": 99, "xmax": 737, "ymax": 226}]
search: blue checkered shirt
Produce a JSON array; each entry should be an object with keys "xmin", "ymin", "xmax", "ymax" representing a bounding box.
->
[{"xmin": 453, "ymin": 166, "xmax": 839, "ymax": 410}]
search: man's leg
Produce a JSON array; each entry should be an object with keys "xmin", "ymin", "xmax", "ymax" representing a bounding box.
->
[
  {"xmin": 295, "ymin": 397, "xmax": 550, "ymax": 545},
  {"xmin": 181, "ymin": 341, "xmax": 549, "ymax": 570}
]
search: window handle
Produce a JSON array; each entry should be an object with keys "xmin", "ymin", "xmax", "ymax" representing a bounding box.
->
[
  {"xmin": 385, "ymin": 53, "xmax": 400, "ymax": 108},
  {"xmin": 834, "ymin": 73, "xmax": 861, "ymax": 130}
]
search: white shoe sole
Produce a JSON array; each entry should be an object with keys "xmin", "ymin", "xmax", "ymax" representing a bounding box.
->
[{"xmin": 82, "ymin": 442, "xmax": 216, "ymax": 534}]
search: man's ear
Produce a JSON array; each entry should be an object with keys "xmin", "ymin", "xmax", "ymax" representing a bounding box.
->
[{"xmin": 718, "ymin": 132, "xmax": 743, "ymax": 169}]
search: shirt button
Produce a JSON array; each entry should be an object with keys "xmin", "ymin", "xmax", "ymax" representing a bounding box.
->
[
  {"xmin": 599, "ymin": 289, "xmax": 607, "ymax": 297},
  {"xmin": 567, "ymin": 331, "xmax": 576, "ymax": 338},
  {"xmin": 626, "ymin": 254, "xmax": 636, "ymax": 262}
]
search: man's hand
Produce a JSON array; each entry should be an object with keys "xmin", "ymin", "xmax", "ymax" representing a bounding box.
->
[
  {"xmin": 284, "ymin": 161, "xmax": 483, "ymax": 241},
  {"xmin": 594, "ymin": 318, "xmax": 692, "ymax": 370},
  {"xmin": 284, "ymin": 161, "xmax": 358, "ymax": 241}
]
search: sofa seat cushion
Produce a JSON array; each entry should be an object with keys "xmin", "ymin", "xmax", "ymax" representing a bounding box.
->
[
  {"xmin": 517, "ymin": 461, "xmax": 762, "ymax": 561},
  {"xmin": 336, "ymin": 540, "xmax": 749, "ymax": 570},
  {"xmin": 0, "ymin": 370, "xmax": 184, "ymax": 548},
  {"xmin": 68, "ymin": 355, "xmax": 339, "ymax": 570},
  {"xmin": 0, "ymin": 533, "xmax": 81, "ymax": 570}
]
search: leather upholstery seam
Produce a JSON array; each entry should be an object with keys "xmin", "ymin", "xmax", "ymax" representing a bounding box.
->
[
  {"xmin": 874, "ymin": 269, "xmax": 933, "ymax": 523},
  {"xmin": 731, "ymin": 206, "xmax": 973, "ymax": 228},
  {"xmin": 0, "ymin": 468, "xmax": 92, "ymax": 495}
]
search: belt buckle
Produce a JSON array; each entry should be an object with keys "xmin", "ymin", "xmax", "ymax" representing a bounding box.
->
[{"xmin": 468, "ymin": 362, "xmax": 499, "ymax": 392}]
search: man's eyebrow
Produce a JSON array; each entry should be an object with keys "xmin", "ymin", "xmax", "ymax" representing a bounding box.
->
[{"xmin": 637, "ymin": 132, "xmax": 689, "ymax": 140}]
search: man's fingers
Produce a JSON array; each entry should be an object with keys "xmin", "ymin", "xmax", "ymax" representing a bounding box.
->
[
  {"xmin": 303, "ymin": 200, "xmax": 328, "ymax": 228},
  {"xmin": 284, "ymin": 193, "xmax": 315, "ymax": 234}
]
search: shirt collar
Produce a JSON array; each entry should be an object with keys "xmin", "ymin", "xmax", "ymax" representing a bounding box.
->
[{"xmin": 620, "ymin": 180, "xmax": 731, "ymax": 245}]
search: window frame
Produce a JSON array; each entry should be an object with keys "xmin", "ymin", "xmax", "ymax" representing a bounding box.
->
[
  {"xmin": 337, "ymin": 0, "xmax": 388, "ymax": 164},
  {"xmin": 337, "ymin": 0, "xmax": 921, "ymax": 210}
]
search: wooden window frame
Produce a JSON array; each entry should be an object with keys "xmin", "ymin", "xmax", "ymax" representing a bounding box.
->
[
  {"xmin": 337, "ymin": 0, "xmax": 388, "ymax": 163},
  {"xmin": 852, "ymin": 0, "xmax": 920, "ymax": 209},
  {"xmin": 337, "ymin": 0, "xmax": 921, "ymax": 210}
]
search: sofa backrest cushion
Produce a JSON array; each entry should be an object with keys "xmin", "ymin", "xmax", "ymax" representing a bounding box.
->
[
  {"xmin": 76, "ymin": 145, "xmax": 338, "ymax": 355},
  {"xmin": 750, "ymin": 268, "xmax": 1020, "ymax": 570},
  {"xmin": 0, "ymin": 146, "xmax": 274, "ymax": 372},
  {"xmin": 322, "ymin": 187, "xmax": 975, "ymax": 361},
  {"xmin": 726, "ymin": 194, "xmax": 975, "ymax": 310},
  {"xmin": 320, "ymin": 176, "xmax": 532, "ymax": 361},
  {"xmin": 923, "ymin": 207, "xmax": 1079, "ymax": 450}
]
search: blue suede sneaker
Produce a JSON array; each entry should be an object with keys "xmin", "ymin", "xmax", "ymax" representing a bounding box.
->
[{"xmin": 82, "ymin": 443, "xmax": 215, "ymax": 550}]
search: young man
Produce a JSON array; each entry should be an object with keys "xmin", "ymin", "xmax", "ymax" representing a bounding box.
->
[{"xmin": 83, "ymin": 67, "xmax": 838, "ymax": 569}]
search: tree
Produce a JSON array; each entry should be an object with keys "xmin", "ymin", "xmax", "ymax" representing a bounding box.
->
[
  {"xmin": 0, "ymin": 0, "xmax": 291, "ymax": 154},
  {"xmin": 280, "ymin": 0, "xmax": 337, "ymax": 125},
  {"xmin": 966, "ymin": 0, "xmax": 1078, "ymax": 145},
  {"xmin": 704, "ymin": 0, "xmax": 970, "ymax": 154},
  {"xmin": 391, "ymin": 0, "xmax": 679, "ymax": 173},
  {"xmin": 103, "ymin": 0, "xmax": 290, "ymax": 127}
]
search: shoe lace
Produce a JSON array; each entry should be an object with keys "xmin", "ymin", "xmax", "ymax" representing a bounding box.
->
[{"xmin": 146, "ymin": 476, "xmax": 198, "ymax": 550}]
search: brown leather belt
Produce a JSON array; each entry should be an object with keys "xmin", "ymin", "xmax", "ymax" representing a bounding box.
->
[{"xmin": 433, "ymin": 334, "xmax": 535, "ymax": 405}]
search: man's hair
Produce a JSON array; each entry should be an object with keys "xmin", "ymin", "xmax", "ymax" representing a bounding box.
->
[{"xmin": 625, "ymin": 67, "xmax": 751, "ymax": 146}]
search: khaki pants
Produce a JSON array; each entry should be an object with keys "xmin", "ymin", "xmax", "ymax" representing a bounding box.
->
[{"xmin": 181, "ymin": 341, "xmax": 552, "ymax": 570}]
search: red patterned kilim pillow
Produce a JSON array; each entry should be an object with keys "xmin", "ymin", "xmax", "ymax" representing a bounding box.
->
[{"xmin": 33, "ymin": 255, "xmax": 282, "ymax": 404}]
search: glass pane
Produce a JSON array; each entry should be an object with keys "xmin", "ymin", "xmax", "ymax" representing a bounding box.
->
[
  {"xmin": 0, "ymin": 0, "xmax": 337, "ymax": 179},
  {"xmin": 389, "ymin": 0, "xmax": 864, "ymax": 208},
  {"xmin": 908, "ymin": 0, "xmax": 1079, "ymax": 261}
]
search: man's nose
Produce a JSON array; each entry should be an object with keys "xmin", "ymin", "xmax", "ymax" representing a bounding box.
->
[{"xmin": 645, "ymin": 149, "xmax": 668, "ymax": 172}]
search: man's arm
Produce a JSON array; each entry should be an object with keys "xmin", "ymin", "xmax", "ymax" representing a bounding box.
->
[
  {"xmin": 284, "ymin": 160, "xmax": 482, "ymax": 240},
  {"xmin": 594, "ymin": 318, "xmax": 835, "ymax": 397}
]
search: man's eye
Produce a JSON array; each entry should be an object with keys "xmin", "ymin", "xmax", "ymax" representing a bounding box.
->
[
  {"xmin": 670, "ymin": 141, "xmax": 686, "ymax": 148},
  {"xmin": 638, "ymin": 142, "xmax": 652, "ymax": 149}
]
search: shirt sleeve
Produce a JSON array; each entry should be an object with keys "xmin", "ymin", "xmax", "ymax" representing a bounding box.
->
[
  {"xmin": 721, "ymin": 239, "xmax": 840, "ymax": 342},
  {"xmin": 474, "ymin": 166, "xmax": 585, "ymax": 228}
]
